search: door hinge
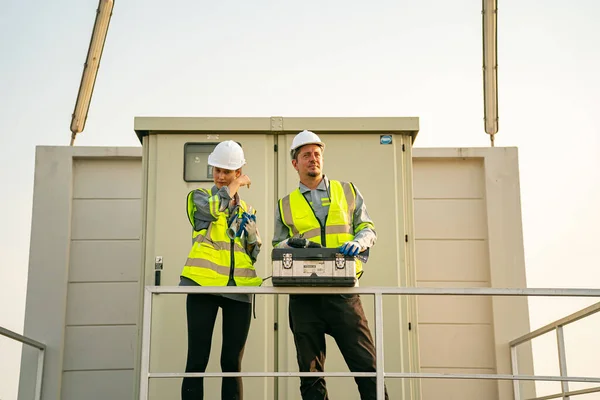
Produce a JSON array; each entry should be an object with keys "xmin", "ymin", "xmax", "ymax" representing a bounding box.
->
[
  {"xmin": 274, "ymin": 322, "xmax": 278, "ymax": 331},
  {"xmin": 402, "ymin": 144, "xmax": 406, "ymax": 151},
  {"xmin": 408, "ymin": 322, "xmax": 412, "ymax": 331},
  {"xmin": 274, "ymin": 144, "xmax": 278, "ymax": 152},
  {"xmin": 405, "ymin": 234, "xmax": 408, "ymax": 242}
]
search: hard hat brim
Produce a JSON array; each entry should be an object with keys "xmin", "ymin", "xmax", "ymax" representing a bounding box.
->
[
  {"xmin": 208, "ymin": 160, "xmax": 246, "ymax": 170},
  {"xmin": 290, "ymin": 142, "xmax": 325, "ymax": 158}
]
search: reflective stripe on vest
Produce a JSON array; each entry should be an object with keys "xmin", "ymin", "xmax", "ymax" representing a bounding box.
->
[
  {"xmin": 184, "ymin": 258, "xmax": 258, "ymax": 278},
  {"xmin": 182, "ymin": 195, "xmax": 262, "ymax": 287},
  {"xmin": 187, "ymin": 188, "xmax": 209, "ymax": 229},
  {"xmin": 279, "ymin": 180, "xmax": 364, "ymax": 277},
  {"xmin": 188, "ymin": 224, "xmax": 246, "ymax": 253}
]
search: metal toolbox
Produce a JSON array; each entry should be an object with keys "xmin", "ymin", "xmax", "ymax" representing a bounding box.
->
[{"xmin": 271, "ymin": 247, "xmax": 357, "ymax": 287}]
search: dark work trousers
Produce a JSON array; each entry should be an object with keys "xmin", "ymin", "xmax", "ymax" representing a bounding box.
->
[
  {"xmin": 181, "ymin": 293, "xmax": 252, "ymax": 400},
  {"xmin": 289, "ymin": 294, "xmax": 389, "ymax": 400}
]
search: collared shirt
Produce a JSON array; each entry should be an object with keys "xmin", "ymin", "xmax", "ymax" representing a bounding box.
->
[{"xmin": 272, "ymin": 175, "xmax": 377, "ymax": 249}]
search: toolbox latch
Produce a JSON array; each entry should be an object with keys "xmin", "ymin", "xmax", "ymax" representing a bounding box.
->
[{"xmin": 335, "ymin": 253, "xmax": 346, "ymax": 269}]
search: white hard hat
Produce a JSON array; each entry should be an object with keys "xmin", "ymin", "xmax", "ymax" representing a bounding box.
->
[
  {"xmin": 290, "ymin": 130, "xmax": 325, "ymax": 158},
  {"xmin": 208, "ymin": 140, "xmax": 246, "ymax": 170}
]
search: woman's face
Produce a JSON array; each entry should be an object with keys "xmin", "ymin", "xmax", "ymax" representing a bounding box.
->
[{"xmin": 213, "ymin": 167, "xmax": 241, "ymax": 188}]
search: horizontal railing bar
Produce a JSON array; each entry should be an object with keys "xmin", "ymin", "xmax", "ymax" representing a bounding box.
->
[
  {"xmin": 510, "ymin": 302, "xmax": 600, "ymax": 346},
  {"xmin": 0, "ymin": 326, "xmax": 45, "ymax": 350},
  {"xmin": 146, "ymin": 286, "xmax": 600, "ymax": 297},
  {"xmin": 525, "ymin": 385, "xmax": 600, "ymax": 400},
  {"xmin": 146, "ymin": 371, "xmax": 600, "ymax": 383},
  {"xmin": 150, "ymin": 372, "xmax": 377, "ymax": 378},
  {"xmin": 384, "ymin": 373, "xmax": 600, "ymax": 383}
]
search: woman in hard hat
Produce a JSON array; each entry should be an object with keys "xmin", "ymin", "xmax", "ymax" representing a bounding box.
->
[{"xmin": 179, "ymin": 140, "xmax": 263, "ymax": 400}]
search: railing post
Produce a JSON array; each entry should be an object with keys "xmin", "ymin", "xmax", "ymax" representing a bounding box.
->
[
  {"xmin": 374, "ymin": 293, "xmax": 385, "ymax": 400},
  {"xmin": 510, "ymin": 344, "xmax": 521, "ymax": 400},
  {"xmin": 556, "ymin": 326, "xmax": 570, "ymax": 400},
  {"xmin": 139, "ymin": 287, "xmax": 153, "ymax": 400},
  {"xmin": 34, "ymin": 348, "xmax": 45, "ymax": 400}
]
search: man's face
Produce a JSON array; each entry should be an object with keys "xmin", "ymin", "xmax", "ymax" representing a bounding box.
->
[
  {"xmin": 213, "ymin": 167, "xmax": 241, "ymax": 188},
  {"xmin": 292, "ymin": 144, "xmax": 323, "ymax": 179}
]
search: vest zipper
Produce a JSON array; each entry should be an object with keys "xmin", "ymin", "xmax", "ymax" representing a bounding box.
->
[
  {"xmin": 301, "ymin": 193, "xmax": 328, "ymax": 246},
  {"xmin": 226, "ymin": 205, "xmax": 237, "ymax": 286},
  {"xmin": 321, "ymin": 213, "xmax": 328, "ymax": 246},
  {"xmin": 228, "ymin": 239, "xmax": 236, "ymax": 286}
]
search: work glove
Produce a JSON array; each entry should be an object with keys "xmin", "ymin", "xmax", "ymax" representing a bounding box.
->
[
  {"xmin": 287, "ymin": 237, "xmax": 322, "ymax": 249},
  {"xmin": 275, "ymin": 239, "xmax": 293, "ymax": 249},
  {"xmin": 236, "ymin": 212, "xmax": 256, "ymax": 237},
  {"xmin": 244, "ymin": 218, "xmax": 260, "ymax": 245},
  {"xmin": 339, "ymin": 241, "xmax": 361, "ymax": 257}
]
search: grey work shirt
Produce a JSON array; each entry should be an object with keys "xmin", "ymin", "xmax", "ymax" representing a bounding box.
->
[
  {"xmin": 180, "ymin": 184, "xmax": 261, "ymax": 303},
  {"xmin": 272, "ymin": 176, "xmax": 377, "ymax": 249}
]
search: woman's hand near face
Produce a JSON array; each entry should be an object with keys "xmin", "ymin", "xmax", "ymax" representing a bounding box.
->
[
  {"xmin": 236, "ymin": 174, "xmax": 251, "ymax": 189},
  {"xmin": 228, "ymin": 173, "xmax": 251, "ymax": 197}
]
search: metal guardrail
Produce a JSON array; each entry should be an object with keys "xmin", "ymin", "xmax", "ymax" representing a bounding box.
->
[
  {"xmin": 0, "ymin": 326, "xmax": 45, "ymax": 400},
  {"xmin": 140, "ymin": 286, "xmax": 600, "ymax": 400},
  {"xmin": 510, "ymin": 301, "xmax": 600, "ymax": 400}
]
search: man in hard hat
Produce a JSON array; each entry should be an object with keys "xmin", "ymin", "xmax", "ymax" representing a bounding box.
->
[
  {"xmin": 180, "ymin": 140, "xmax": 263, "ymax": 399},
  {"xmin": 273, "ymin": 131, "xmax": 388, "ymax": 400}
]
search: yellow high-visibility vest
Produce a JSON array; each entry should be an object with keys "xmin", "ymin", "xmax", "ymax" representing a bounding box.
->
[
  {"xmin": 278, "ymin": 180, "xmax": 373, "ymax": 278},
  {"xmin": 181, "ymin": 189, "xmax": 262, "ymax": 287}
]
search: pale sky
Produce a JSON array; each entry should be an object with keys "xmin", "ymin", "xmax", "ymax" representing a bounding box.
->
[{"xmin": 1, "ymin": 0, "xmax": 599, "ymax": 399}]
